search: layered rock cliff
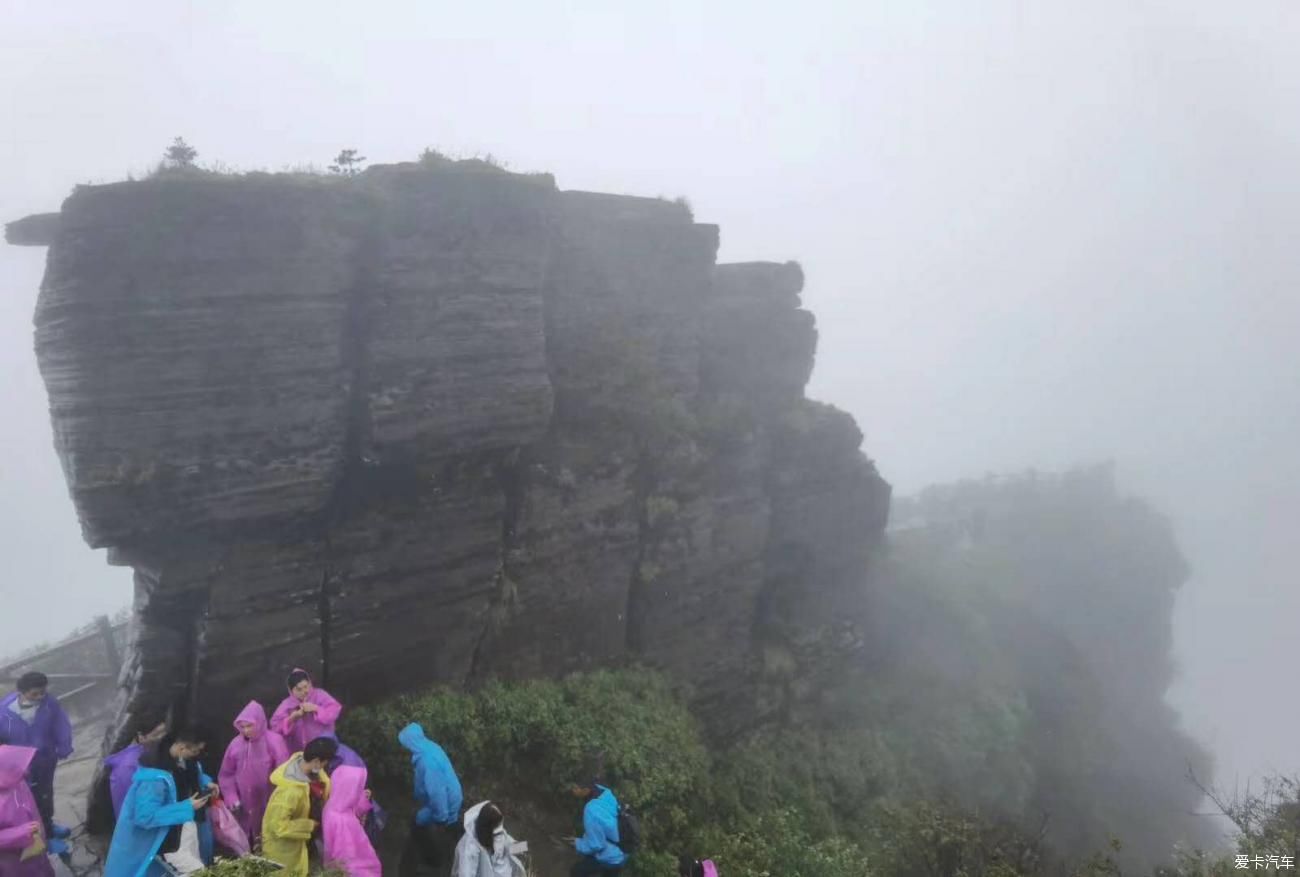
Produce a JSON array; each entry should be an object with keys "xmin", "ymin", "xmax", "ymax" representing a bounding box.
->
[{"xmin": 7, "ymin": 161, "xmax": 890, "ymax": 747}]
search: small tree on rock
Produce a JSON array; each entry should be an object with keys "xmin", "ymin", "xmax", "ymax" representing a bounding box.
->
[
  {"xmin": 164, "ymin": 137, "xmax": 198, "ymax": 168},
  {"xmin": 329, "ymin": 149, "xmax": 366, "ymax": 176}
]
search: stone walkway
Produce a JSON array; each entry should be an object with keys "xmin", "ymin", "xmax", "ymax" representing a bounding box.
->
[{"xmin": 51, "ymin": 715, "xmax": 111, "ymax": 876}]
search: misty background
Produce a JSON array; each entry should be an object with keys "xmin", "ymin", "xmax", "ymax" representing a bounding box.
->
[{"xmin": 1, "ymin": 0, "xmax": 1296, "ymax": 798}]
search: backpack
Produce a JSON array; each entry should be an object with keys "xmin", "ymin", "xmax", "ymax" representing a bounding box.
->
[{"xmin": 616, "ymin": 805, "xmax": 642, "ymax": 855}]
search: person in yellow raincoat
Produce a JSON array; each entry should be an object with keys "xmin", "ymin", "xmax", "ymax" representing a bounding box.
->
[{"xmin": 262, "ymin": 738, "xmax": 334, "ymax": 877}]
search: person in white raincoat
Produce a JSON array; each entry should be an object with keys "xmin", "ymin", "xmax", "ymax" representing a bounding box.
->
[{"xmin": 454, "ymin": 801, "xmax": 524, "ymax": 877}]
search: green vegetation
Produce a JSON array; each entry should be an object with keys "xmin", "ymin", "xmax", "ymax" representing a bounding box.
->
[
  {"xmin": 344, "ymin": 666, "xmax": 1060, "ymax": 877},
  {"xmin": 129, "ymin": 143, "xmax": 548, "ymax": 188},
  {"xmin": 880, "ymin": 466, "xmax": 1213, "ymax": 871},
  {"xmin": 344, "ymin": 669, "xmax": 708, "ymax": 861},
  {"xmin": 328, "ymin": 148, "xmax": 367, "ymax": 176},
  {"xmin": 1163, "ymin": 774, "xmax": 1300, "ymax": 877},
  {"xmin": 344, "ymin": 465, "xmax": 1222, "ymax": 877},
  {"xmin": 418, "ymin": 146, "xmax": 452, "ymax": 166},
  {"xmin": 165, "ymin": 136, "xmax": 198, "ymax": 168},
  {"xmin": 644, "ymin": 495, "xmax": 680, "ymax": 529},
  {"xmin": 344, "ymin": 669, "xmax": 882, "ymax": 877},
  {"xmin": 192, "ymin": 858, "xmax": 345, "ymax": 877}
]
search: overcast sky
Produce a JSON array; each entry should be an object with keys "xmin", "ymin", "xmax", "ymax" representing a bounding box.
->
[{"xmin": 2, "ymin": 0, "xmax": 1296, "ymax": 788}]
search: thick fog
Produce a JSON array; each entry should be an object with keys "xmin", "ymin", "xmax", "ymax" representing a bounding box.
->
[{"xmin": 2, "ymin": 0, "xmax": 1296, "ymax": 792}]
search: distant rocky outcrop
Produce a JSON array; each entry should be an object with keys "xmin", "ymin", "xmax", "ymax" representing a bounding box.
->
[
  {"xmin": 9, "ymin": 161, "xmax": 890, "ymax": 749},
  {"xmin": 4, "ymin": 212, "xmax": 59, "ymax": 246}
]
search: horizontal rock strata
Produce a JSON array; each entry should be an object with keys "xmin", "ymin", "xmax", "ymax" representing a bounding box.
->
[{"xmin": 12, "ymin": 160, "xmax": 890, "ymax": 748}]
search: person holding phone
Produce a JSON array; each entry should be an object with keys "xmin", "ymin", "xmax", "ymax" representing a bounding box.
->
[
  {"xmin": 104, "ymin": 729, "xmax": 216, "ymax": 877},
  {"xmin": 565, "ymin": 779, "xmax": 626, "ymax": 876}
]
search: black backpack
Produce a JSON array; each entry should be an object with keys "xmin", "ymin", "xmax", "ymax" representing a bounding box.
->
[{"xmin": 616, "ymin": 805, "xmax": 642, "ymax": 855}]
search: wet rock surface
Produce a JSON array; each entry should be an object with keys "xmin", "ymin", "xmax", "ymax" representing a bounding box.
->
[{"xmin": 12, "ymin": 161, "xmax": 891, "ymax": 750}]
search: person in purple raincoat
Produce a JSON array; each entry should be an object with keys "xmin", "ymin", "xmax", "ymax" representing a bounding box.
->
[
  {"xmin": 270, "ymin": 671, "xmax": 343, "ymax": 754},
  {"xmin": 0, "ymin": 674, "xmax": 72, "ymax": 854},
  {"xmin": 0, "ymin": 745, "xmax": 55, "ymax": 877},
  {"xmin": 103, "ymin": 721, "xmax": 168, "ymax": 820},
  {"xmin": 217, "ymin": 702, "xmax": 289, "ymax": 845}
]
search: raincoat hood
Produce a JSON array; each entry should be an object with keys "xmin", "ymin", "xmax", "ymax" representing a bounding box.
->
[
  {"xmin": 321, "ymin": 765, "xmax": 380, "ymax": 877},
  {"xmin": 398, "ymin": 722, "xmax": 428, "ymax": 753},
  {"xmin": 0, "ymin": 744, "xmax": 35, "ymax": 789},
  {"xmin": 233, "ymin": 701, "xmax": 269, "ymax": 739},
  {"xmin": 325, "ymin": 766, "xmax": 366, "ymax": 813},
  {"xmin": 270, "ymin": 755, "xmax": 331, "ymax": 794},
  {"xmin": 455, "ymin": 800, "xmax": 516, "ymax": 877},
  {"xmin": 462, "ymin": 799, "xmax": 486, "ymax": 833}
]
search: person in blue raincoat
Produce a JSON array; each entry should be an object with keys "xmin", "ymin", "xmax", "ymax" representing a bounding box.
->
[
  {"xmin": 397, "ymin": 722, "xmax": 463, "ymax": 877},
  {"xmin": 104, "ymin": 728, "xmax": 217, "ymax": 877},
  {"xmin": 566, "ymin": 780, "xmax": 626, "ymax": 876}
]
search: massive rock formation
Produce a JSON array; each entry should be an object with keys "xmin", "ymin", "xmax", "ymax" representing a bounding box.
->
[{"xmin": 7, "ymin": 160, "xmax": 890, "ymax": 747}]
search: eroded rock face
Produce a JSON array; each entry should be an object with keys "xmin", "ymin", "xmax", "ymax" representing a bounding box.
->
[{"xmin": 13, "ymin": 161, "xmax": 890, "ymax": 746}]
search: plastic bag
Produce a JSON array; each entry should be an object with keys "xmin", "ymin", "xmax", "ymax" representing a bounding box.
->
[
  {"xmin": 19, "ymin": 832, "xmax": 45, "ymax": 862},
  {"xmin": 209, "ymin": 802, "xmax": 252, "ymax": 857},
  {"xmin": 364, "ymin": 799, "xmax": 388, "ymax": 847},
  {"xmin": 164, "ymin": 822, "xmax": 206, "ymax": 875}
]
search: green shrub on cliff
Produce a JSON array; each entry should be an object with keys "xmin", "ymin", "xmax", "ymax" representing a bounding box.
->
[
  {"xmin": 165, "ymin": 136, "xmax": 198, "ymax": 167},
  {"xmin": 328, "ymin": 148, "xmax": 366, "ymax": 176},
  {"xmin": 344, "ymin": 668, "xmax": 1036, "ymax": 877},
  {"xmin": 342, "ymin": 466, "xmax": 1208, "ymax": 875},
  {"xmin": 694, "ymin": 809, "xmax": 874, "ymax": 877},
  {"xmin": 344, "ymin": 669, "xmax": 708, "ymax": 853},
  {"xmin": 191, "ymin": 859, "xmax": 345, "ymax": 877},
  {"xmin": 345, "ymin": 668, "xmax": 886, "ymax": 876}
]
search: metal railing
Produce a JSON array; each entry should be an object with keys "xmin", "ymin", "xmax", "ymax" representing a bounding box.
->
[{"xmin": 1, "ymin": 615, "xmax": 126, "ymax": 718}]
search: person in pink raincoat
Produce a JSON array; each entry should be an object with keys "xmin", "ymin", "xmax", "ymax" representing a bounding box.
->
[
  {"xmin": 270, "ymin": 671, "xmax": 343, "ymax": 754},
  {"xmin": 322, "ymin": 765, "xmax": 380, "ymax": 877},
  {"xmin": 217, "ymin": 701, "xmax": 289, "ymax": 845},
  {"xmin": 0, "ymin": 745, "xmax": 55, "ymax": 877}
]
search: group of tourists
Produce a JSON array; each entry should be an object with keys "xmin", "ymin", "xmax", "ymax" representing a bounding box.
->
[{"xmin": 0, "ymin": 669, "xmax": 718, "ymax": 877}]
